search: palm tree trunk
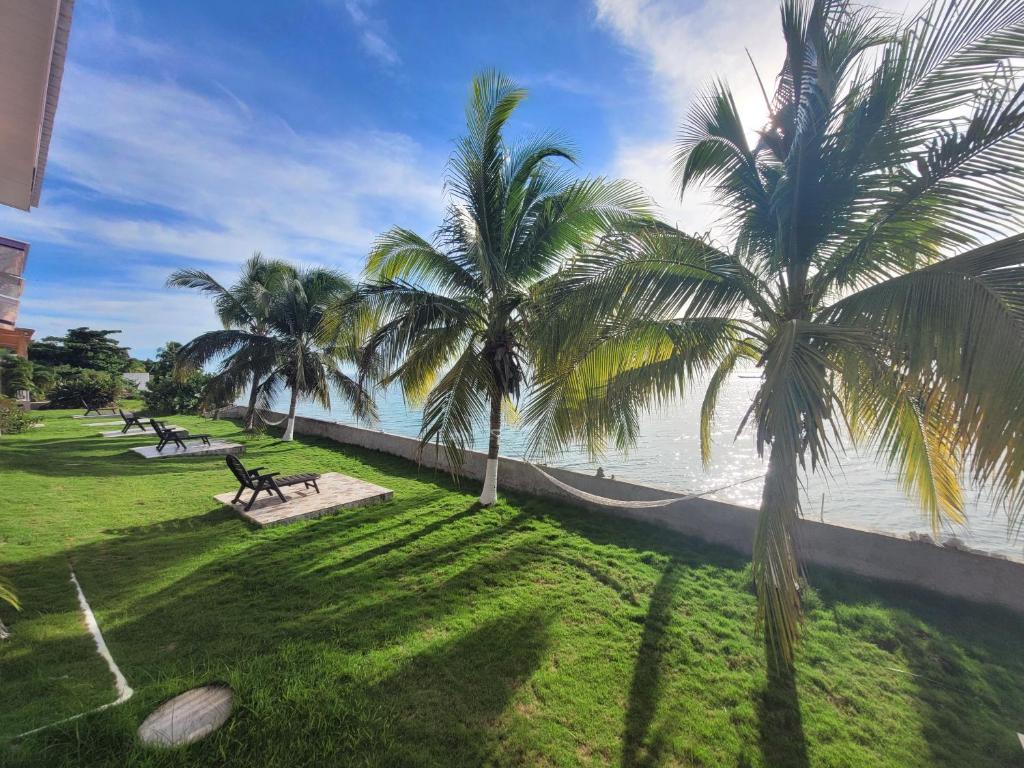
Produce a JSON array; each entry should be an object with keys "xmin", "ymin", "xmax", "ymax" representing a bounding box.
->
[
  {"xmin": 282, "ymin": 386, "xmax": 299, "ymax": 442},
  {"xmin": 753, "ymin": 440, "xmax": 802, "ymax": 667},
  {"xmin": 243, "ymin": 377, "xmax": 260, "ymax": 432},
  {"xmin": 479, "ymin": 394, "xmax": 501, "ymax": 506}
]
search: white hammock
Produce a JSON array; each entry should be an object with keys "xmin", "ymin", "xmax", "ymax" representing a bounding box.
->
[
  {"xmin": 254, "ymin": 407, "xmax": 289, "ymax": 427},
  {"xmin": 528, "ymin": 462, "xmax": 764, "ymax": 510}
]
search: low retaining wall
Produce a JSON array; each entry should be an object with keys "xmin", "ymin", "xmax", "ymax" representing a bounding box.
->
[{"xmin": 221, "ymin": 406, "xmax": 1024, "ymax": 615}]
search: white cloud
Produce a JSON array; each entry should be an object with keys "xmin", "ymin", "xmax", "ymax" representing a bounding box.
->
[
  {"xmin": 20, "ymin": 280, "xmax": 219, "ymax": 358},
  {"xmin": 0, "ymin": 20, "xmax": 442, "ymax": 356},
  {"xmin": 594, "ymin": 0, "xmax": 928, "ymax": 237},
  {"xmin": 343, "ymin": 0, "xmax": 401, "ymax": 67},
  {"xmin": 28, "ymin": 65, "xmax": 443, "ymax": 269}
]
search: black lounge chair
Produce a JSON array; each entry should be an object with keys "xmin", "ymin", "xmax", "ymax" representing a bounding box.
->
[
  {"xmin": 226, "ymin": 454, "xmax": 320, "ymax": 511},
  {"xmin": 119, "ymin": 408, "xmax": 146, "ymax": 433},
  {"xmin": 82, "ymin": 399, "xmax": 117, "ymax": 416},
  {"xmin": 149, "ymin": 419, "xmax": 211, "ymax": 452}
]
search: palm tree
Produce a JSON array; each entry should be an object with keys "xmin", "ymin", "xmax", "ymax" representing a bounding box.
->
[
  {"xmin": 260, "ymin": 267, "xmax": 375, "ymax": 441},
  {"xmin": 168, "ymin": 253, "xmax": 294, "ymax": 431},
  {"xmin": 533, "ymin": 0, "xmax": 1024, "ymax": 663},
  {"xmin": 360, "ymin": 70, "xmax": 649, "ymax": 505}
]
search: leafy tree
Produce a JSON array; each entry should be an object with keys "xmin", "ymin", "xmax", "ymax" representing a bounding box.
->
[
  {"xmin": 360, "ymin": 71, "xmax": 648, "ymax": 505},
  {"xmin": 536, "ymin": 0, "xmax": 1024, "ymax": 663},
  {"xmin": 29, "ymin": 328, "xmax": 132, "ymax": 374},
  {"xmin": 142, "ymin": 342, "xmax": 211, "ymax": 414},
  {"xmin": 169, "ymin": 253, "xmax": 296, "ymax": 431}
]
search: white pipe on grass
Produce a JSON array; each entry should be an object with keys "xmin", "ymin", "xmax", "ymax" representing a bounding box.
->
[{"xmin": 13, "ymin": 567, "xmax": 133, "ymax": 740}]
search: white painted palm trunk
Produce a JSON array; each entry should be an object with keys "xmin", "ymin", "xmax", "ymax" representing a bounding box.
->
[
  {"xmin": 282, "ymin": 388, "xmax": 299, "ymax": 442},
  {"xmin": 479, "ymin": 458, "xmax": 499, "ymax": 506}
]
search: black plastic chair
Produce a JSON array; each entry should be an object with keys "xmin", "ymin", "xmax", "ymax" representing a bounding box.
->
[
  {"xmin": 148, "ymin": 419, "xmax": 211, "ymax": 452},
  {"xmin": 119, "ymin": 408, "xmax": 146, "ymax": 433},
  {"xmin": 82, "ymin": 399, "xmax": 117, "ymax": 416},
  {"xmin": 226, "ymin": 454, "xmax": 320, "ymax": 511}
]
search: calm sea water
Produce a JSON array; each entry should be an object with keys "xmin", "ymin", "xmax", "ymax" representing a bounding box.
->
[{"xmin": 276, "ymin": 372, "xmax": 1023, "ymax": 562}]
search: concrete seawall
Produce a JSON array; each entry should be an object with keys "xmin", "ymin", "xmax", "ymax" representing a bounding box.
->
[{"xmin": 221, "ymin": 405, "xmax": 1024, "ymax": 615}]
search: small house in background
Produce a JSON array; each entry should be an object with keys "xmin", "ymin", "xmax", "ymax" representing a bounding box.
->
[
  {"xmin": 123, "ymin": 372, "xmax": 151, "ymax": 392},
  {"xmin": 0, "ymin": 237, "xmax": 32, "ymax": 359}
]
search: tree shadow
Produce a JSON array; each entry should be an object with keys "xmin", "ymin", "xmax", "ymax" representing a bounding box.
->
[
  {"xmin": 810, "ymin": 569, "xmax": 1024, "ymax": 768},
  {"xmin": 757, "ymin": 641, "xmax": 809, "ymax": 768},
  {"xmin": 621, "ymin": 561, "xmax": 684, "ymax": 768}
]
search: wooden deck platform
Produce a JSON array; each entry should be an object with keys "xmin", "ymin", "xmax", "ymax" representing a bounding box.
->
[
  {"xmin": 214, "ymin": 471, "xmax": 393, "ymax": 527},
  {"xmin": 131, "ymin": 441, "xmax": 244, "ymax": 459},
  {"xmin": 100, "ymin": 426, "xmax": 182, "ymax": 438},
  {"xmin": 72, "ymin": 413, "xmax": 120, "ymax": 419}
]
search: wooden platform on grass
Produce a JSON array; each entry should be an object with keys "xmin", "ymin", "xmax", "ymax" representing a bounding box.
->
[
  {"xmin": 131, "ymin": 441, "xmax": 244, "ymax": 459},
  {"xmin": 72, "ymin": 412, "xmax": 120, "ymax": 419},
  {"xmin": 100, "ymin": 426, "xmax": 182, "ymax": 438},
  {"xmin": 214, "ymin": 471, "xmax": 393, "ymax": 527},
  {"xmin": 78, "ymin": 420, "xmax": 125, "ymax": 427}
]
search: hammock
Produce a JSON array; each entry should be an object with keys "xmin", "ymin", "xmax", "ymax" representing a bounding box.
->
[
  {"xmin": 527, "ymin": 462, "xmax": 764, "ymax": 510},
  {"xmin": 254, "ymin": 407, "xmax": 289, "ymax": 427}
]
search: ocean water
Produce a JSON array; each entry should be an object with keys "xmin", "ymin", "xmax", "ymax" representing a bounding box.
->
[{"xmin": 277, "ymin": 372, "xmax": 1024, "ymax": 562}]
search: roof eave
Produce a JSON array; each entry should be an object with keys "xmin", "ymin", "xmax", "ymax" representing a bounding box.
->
[{"xmin": 29, "ymin": 0, "xmax": 75, "ymax": 209}]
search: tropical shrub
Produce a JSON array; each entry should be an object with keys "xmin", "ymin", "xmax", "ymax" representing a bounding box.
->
[
  {"xmin": 0, "ymin": 350, "xmax": 34, "ymax": 398},
  {"xmin": 141, "ymin": 342, "xmax": 211, "ymax": 414},
  {"xmin": 0, "ymin": 397, "xmax": 41, "ymax": 435},
  {"xmin": 46, "ymin": 369, "xmax": 132, "ymax": 409}
]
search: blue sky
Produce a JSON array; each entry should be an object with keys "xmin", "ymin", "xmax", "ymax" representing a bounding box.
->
[{"xmin": 0, "ymin": 0, "xmax": 922, "ymax": 358}]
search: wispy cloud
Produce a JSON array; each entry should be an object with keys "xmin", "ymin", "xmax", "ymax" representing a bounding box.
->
[
  {"xmin": 343, "ymin": 0, "xmax": 401, "ymax": 67},
  {"xmin": 0, "ymin": 13, "xmax": 441, "ymax": 355},
  {"xmin": 20, "ymin": 279, "xmax": 220, "ymax": 356}
]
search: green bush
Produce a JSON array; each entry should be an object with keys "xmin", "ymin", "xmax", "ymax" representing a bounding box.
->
[
  {"xmin": 0, "ymin": 398, "xmax": 41, "ymax": 435},
  {"xmin": 46, "ymin": 370, "xmax": 134, "ymax": 409},
  {"xmin": 141, "ymin": 342, "xmax": 211, "ymax": 415},
  {"xmin": 0, "ymin": 351, "xmax": 35, "ymax": 398}
]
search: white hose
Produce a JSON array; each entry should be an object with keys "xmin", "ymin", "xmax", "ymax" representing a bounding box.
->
[{"xmin": 13, "ymin": 567, "xmax": 133, "ymax": 740}]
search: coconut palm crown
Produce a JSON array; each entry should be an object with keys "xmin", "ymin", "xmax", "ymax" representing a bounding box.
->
[
  {"xmin": 174, "ymin": 262, "xmax": 373, "ymax": 440},
  {"xmin": 359, "ymin": 70, "xmax": 649, "ymax": 505},
  {"xmin": 531, "ymin": 0, "xmax": 1024, "ymax": 662},
  {"xmin": 168, "ymin": 252, "xmax": 294, "ymax": 430}
]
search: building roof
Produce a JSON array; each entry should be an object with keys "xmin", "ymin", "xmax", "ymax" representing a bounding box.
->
[{"xmin": 0, "ymin": 0, "xmax": 75, "ymax": 211}]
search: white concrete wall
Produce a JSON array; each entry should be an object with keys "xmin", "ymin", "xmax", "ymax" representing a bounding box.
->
[{"xmin": 220, "ymin": 405, "xmax": 1024, "ymax": 615}]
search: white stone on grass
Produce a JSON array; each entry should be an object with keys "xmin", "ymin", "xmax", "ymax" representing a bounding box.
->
[{"xmin": 137, "ymin": 685, "xmax": 233, "ymax": 747}]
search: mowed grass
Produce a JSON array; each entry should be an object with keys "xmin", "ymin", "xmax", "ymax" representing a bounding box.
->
[{"xmin": 1, "ymin": 407, "xmax": 1023, "ymax": 767}]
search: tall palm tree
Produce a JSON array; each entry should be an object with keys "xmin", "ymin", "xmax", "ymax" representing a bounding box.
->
[
  {"xmin": 533, "ymin": 0, "xmax": 1024, "ymax": 663},
  {"xmin": 168, "ymin": 253, "xmax": 294, "ymax": 431},
  {"xmin": 360, "ymin": 70, "xmax": 649, "ymax": 505},
  {"xmin": 260, "ymin": 267, "xmax": 375, "ymax": 441}
]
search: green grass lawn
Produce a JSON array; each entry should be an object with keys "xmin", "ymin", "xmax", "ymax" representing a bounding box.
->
[{"xmin": 2, "ymin": 407, "xmax": 1023, "ymax": 767}]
